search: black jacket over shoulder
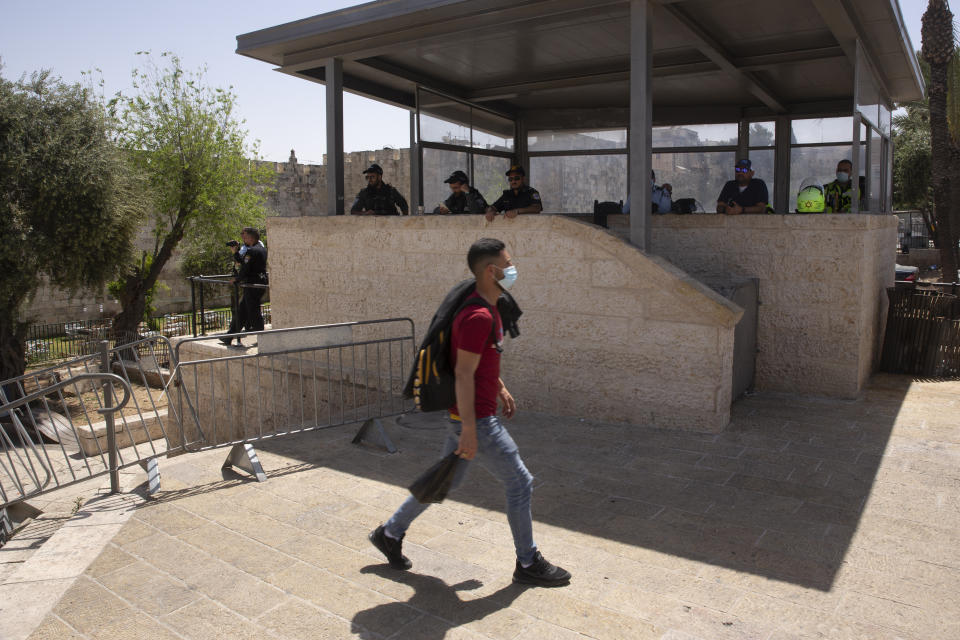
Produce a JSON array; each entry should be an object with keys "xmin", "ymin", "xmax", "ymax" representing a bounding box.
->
[
  {"xmin": 235, "ymin": 243, "xmax": 268, "ymax": 284},
  {"xmin": 402, "ymin": 279, "xmax": 523, "ymax": 398}
]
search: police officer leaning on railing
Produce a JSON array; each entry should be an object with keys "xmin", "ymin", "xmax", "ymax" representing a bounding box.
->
[{"xmin": 221, "ymin": 227, "xmax": 267, "ymax": 347}]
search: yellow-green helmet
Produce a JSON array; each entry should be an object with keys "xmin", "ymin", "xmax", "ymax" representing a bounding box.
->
[{"xmin": 797, "ymin": 179, "xmax": 825, "ymax": 213}]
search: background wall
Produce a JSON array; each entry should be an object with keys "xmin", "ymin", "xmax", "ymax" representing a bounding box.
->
[
  {"xmin": 266, "ymin": 215, "xmax": 742, "ymax": 432},
  {"xmin": 649, "ymin": 213, "xmax": 897, "ymax": 397}
]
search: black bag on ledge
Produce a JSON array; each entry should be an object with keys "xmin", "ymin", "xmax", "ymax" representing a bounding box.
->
[{"xmin": 408, "ymin": 452, "xmax": 462, "ymax": 503}]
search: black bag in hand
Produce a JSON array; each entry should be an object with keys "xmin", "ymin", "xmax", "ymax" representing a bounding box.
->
[{"xmin": 408, "ymin": 452, "xmax": 462, "ymax": 503}]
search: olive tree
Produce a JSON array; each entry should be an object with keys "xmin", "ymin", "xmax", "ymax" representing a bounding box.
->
[
  {"xmin": 109, "ymin": 53, "xmax": 271, "ymax": 335},
  {"xmin": 0, "ymin": 70, "xmax": 144, "ymax": 381}
]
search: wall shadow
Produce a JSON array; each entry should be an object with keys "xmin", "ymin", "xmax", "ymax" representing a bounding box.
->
[{"xmin": 245, "ymin": 374, "xmax": 914, "ymax": 592}]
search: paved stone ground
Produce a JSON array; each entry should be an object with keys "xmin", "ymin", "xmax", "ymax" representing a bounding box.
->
[{"xmin": 9, "ymin": 373, "xmax": 960, "ymax": 639}]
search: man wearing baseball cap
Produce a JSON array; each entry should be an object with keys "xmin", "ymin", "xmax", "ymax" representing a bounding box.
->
[
  {"xmin": 485, "ymin": 165, "xmax": 543, "ymax": 222},
  {"xmin": 716, "ymin": 159, "xmax": 769, "ymax": 215},
  {"xmin": 435, "ymin": 170, "xmax": 489, "ymax": 214},
  {"xmin": 350, "ymin": 163, "xmax": 409, "ymax": 215}
]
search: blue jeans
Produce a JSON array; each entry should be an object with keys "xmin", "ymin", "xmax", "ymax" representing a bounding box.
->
[{"xmin": 385, "ymin": 415, "xmax": 537, "ymax": 565}]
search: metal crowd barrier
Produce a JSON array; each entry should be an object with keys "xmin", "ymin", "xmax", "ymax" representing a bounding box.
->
[
  {"xmin": 1, "ymin": 319, "xmax": 416, "ymax": 529},
  {"xmin": 168, "ymin": 318, "xmax": 416, "ymax": 475},
  {"xmin": 1, "ymin": 336, "xmax": 174, "ymax": 516}
]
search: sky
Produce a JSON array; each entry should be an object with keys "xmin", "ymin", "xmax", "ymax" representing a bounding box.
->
[{"xmin": 0, "ymin": 0, "xmax": 935, "ymax": 164}]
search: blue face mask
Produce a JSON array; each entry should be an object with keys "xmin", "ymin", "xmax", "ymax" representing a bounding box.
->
[
  {"xmin": 496, "ymin": 265, "xmax": 518, "ymax": 290},
  {"xmin": 837, "ymin": 171, "xmax": 850, "ymax": 183}
]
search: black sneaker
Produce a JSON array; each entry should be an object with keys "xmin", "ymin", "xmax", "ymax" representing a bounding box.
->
[
  {"xmin": 219, "ymin": 338, "xmax": 233, "ymax": 347},
  {"xmin": 368, "ymin": 525, "xmax": 412, "ymax": 570},
  {"xmin": 513, "ymin": 551, "xmax": 571, "ymax": 587}
]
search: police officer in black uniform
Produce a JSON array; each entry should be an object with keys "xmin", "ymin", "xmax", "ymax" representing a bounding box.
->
[
  {"xmin": 434, "ymin": 170, "xmax": 488, "ymax": 214},
  {"xmin": 350, "ymin": 163, "xmax": 409, "ymax": 215},
  {"xmin": 485, "ymin": 165, "xmax": 543, "ymax": 221},
  {"xmin": 221, "ymin": 227, "xmax": 268, "ymax": 347}
]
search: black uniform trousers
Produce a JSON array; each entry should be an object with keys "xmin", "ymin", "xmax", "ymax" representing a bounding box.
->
[{"xmin": 227, "ymin": 285, "xmax": 266, "ymax": 335}]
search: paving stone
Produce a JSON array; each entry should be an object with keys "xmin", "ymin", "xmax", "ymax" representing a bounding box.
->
[
  {"xmin": 86, "ymin": 611, "xmax": 181, "ymax": 640},
  {"xmin": 84, "ymin": 544, "xmax": 139, "ymax": 578},
  {"xmin": 49, "ymin": 575, "xmax": 135, "ymax": 634},
  {"xmin": 258, "ymin": 599, "xmax": 355, "ymax": 640},
  {"xmin": 27, "ymin": 615, "xmax": 84, "ymax": 639},
  {"xmin": 97, "ymin": 560, "xmax": 199, "ymax": 616},
  {"xmin": 161, "ymin": 599, "xmax": 268, "ymax": 639}
]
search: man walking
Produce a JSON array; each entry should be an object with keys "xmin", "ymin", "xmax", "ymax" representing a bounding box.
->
[{"xmin": 369, "ymin": 238, "xmax": 571, "ymax": 587}]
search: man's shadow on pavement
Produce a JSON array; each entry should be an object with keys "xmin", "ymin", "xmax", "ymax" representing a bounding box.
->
[{"xmin": 351, "ymin": 564, "xmax": 530, "ymax": 639}]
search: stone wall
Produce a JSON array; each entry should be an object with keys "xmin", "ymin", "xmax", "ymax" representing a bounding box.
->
[
  {"xmin": 649, "ymin": 213, "xmax": 897, "ymax": 397},
  {"xmin": 20, "ymin": 148, "xmax": 410, "ymax": 325},
  {"xmin": 266, "ymin": 215, "xmax": 742, "ymax": 432}
]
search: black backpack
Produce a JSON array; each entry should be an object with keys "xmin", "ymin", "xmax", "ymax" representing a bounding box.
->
[{"xmin": 404, "ymin": 281, "xmax": 498, "ymax": 412}]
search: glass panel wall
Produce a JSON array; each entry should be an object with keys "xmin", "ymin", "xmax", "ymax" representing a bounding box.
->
[
  {"xmin": 416, "ymin": 88, "xmax": 514, "ymax": 210},
  {"xmin": 653, "ymin": 151, "xmax": 736, "ymax": 212},
  {"xmin": 528, "ymin": 128, "xmax": 627, "ymax": 152},
  {"xmin": 529, "ymin": 155, "xmax": 627, "ymax": 213},
  {"xmin": 653, "ymin": 124, "xmax": 738, "ymax": 147},
  {"xmin": 422, "ymin": 148, "xmax": 468, "ymax": 213},
  {"xmin": 472, "ymin": 154, "xmax": 512, "ymax": 205}
]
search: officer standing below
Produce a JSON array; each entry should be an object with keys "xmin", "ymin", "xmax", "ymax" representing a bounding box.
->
[
  {"xmin": 350, "ymin": 163, "xmax": 409, "ymax": 215},
  {"xmin": 435, "ymin": 170, "xmax": 488, "ymax": 214},
  {"xmin": 823, "ymin": 159, "xmax": 856, "ymax": 213},
  {"xmin": 485, "ymin": 165, "xmax": 543, "ymax": 222},
  {"xmin": 221, "ymin": 227, "xmax": 268, "ymax": 347}
]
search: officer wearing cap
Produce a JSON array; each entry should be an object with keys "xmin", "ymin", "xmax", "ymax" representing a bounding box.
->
[
  {"xmin": 485, "ymin": 165, "xmax": 543, "ymax": 222},
  {"xmin": 350, "ymin": 163, "xmax": 409, "ymax": 215},
  {"xmin": 716, "ymin": 159, "xmax": 769, "ymax": 215},
  {"xmin": 435, "ymin": 170, "xmax": 489, "ymax": 214}
]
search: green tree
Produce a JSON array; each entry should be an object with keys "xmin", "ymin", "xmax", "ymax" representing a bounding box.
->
[
  {"xmin": 0, "ymin": 70, "xmax": 144, "ymax": 380},
  {"xmin": 893, "ymin": 59, "xmax": 935, "ymax": 237},
  {"xmin": 109, "ymin": 53, "xmax": 271, "ymax": 335},
  {"xmin": 921, "ymin": 0, "xmax": 959, "ymax": 281}
]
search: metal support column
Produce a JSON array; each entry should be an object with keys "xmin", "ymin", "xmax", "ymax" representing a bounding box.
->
[
  {"xmin": 515, "ymin": 116, "xmax": 529, "ymax": 173},
  {"xmin": 737, "ymin": 120, "xmax": 750, "ymax": 163},
  {"xmin": 325, "ymin": 57, "xmax": 345, "ymax": 215},
  {"xmin": 774, "ymin": 117, "xmax": 791, "ymax": 213},
  {"xmin": 409, "ymin": 111, "xmax": 421, "ymax": 213},
  {"xmin": 100, "ymin": 341, "xmax": 119, "ymax": 494},
  {"xmin": 628, "ymin": 0, "xmax": 653, "ymax": 250}
]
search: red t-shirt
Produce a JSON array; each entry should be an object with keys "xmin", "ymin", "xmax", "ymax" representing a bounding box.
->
[{"xmin": 450, "ymin": 297, "xmax": 503, "ymax": 419}]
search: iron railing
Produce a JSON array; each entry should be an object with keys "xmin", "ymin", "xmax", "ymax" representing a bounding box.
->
[
  {"xmin": 2, "ymin": 319, "xmax": 414, "ymax": 518},
  {"xmin": 187, "ymin": 274, "xmax": 270, "ymax": 337}
]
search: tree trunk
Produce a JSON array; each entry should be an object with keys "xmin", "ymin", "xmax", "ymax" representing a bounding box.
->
[
  {"xmin": 0, "ymin": 306, "xmax": 27, "ymax": 388},
  {"xmin": 928, "ymin": 62, "xmax": 960, "ymax": 282},
  {"xmin": 950, "ymin": 141, "xmax": 960, "ymax": 282},
  {"xmin": 112, "ymin": 211, "xmax": 188, "ymax": 338}
]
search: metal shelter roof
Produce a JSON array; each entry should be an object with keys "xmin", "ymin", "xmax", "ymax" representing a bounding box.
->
[{"xmin": 236, "ymin": 0, "xmax": 924, "ymax": 123}]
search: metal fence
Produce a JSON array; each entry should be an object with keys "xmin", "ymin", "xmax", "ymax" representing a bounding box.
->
[
  {"xmin": 880, "ymin": 286, "xmax": 960, "ymax": 377},
  {"xmin": 1, "ymin": 336, "xmax": 175, "ymax": 512},
  {"xmin": 2, "ymin": 318, "xmax": 414, "ymax": 516},
  {"xmin": 24, "ymin": 304, "xmax": 271, "ymax": 368},
  {"xmin": 896, "ymin": 211, "xmax": 934, "ymax": 252}
]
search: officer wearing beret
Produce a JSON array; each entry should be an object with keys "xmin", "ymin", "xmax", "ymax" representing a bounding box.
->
[
  {"xmin": 485, "ymin": 165, "xmax": 542, "ymax": 222},
  {"xmin": 350, "ymin": 163, "xmax": 409, "ymax": 215},
  {"xmin": 435, "ymin": 170, "xmax": 489, "ymax": 214}
]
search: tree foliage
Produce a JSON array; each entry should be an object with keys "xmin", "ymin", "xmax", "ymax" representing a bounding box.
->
[
  {"xmin": 109, "ymin": 53, "xmax": 271, "ymax": 334},
  {"xmin": 0, "ymin": 70, "xmax": 145, "ymax": 380}
]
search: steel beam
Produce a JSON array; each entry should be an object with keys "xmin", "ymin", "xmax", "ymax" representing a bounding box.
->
[
  {"xmin": 658, "ymin": 3, "xmax": 785, "ymax": 113},
  {"xmin": 325, "ymin": 58, "xmax": 345, "ymax": 215},
  {"xmin": 629, "ymin": 0, "xmax": 653, "ymax": 250}
]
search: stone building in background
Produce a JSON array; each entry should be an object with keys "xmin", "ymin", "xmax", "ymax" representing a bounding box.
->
[{"xmin": 22, "ymin": 147, "xmax": 413, "ymax": 324}]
